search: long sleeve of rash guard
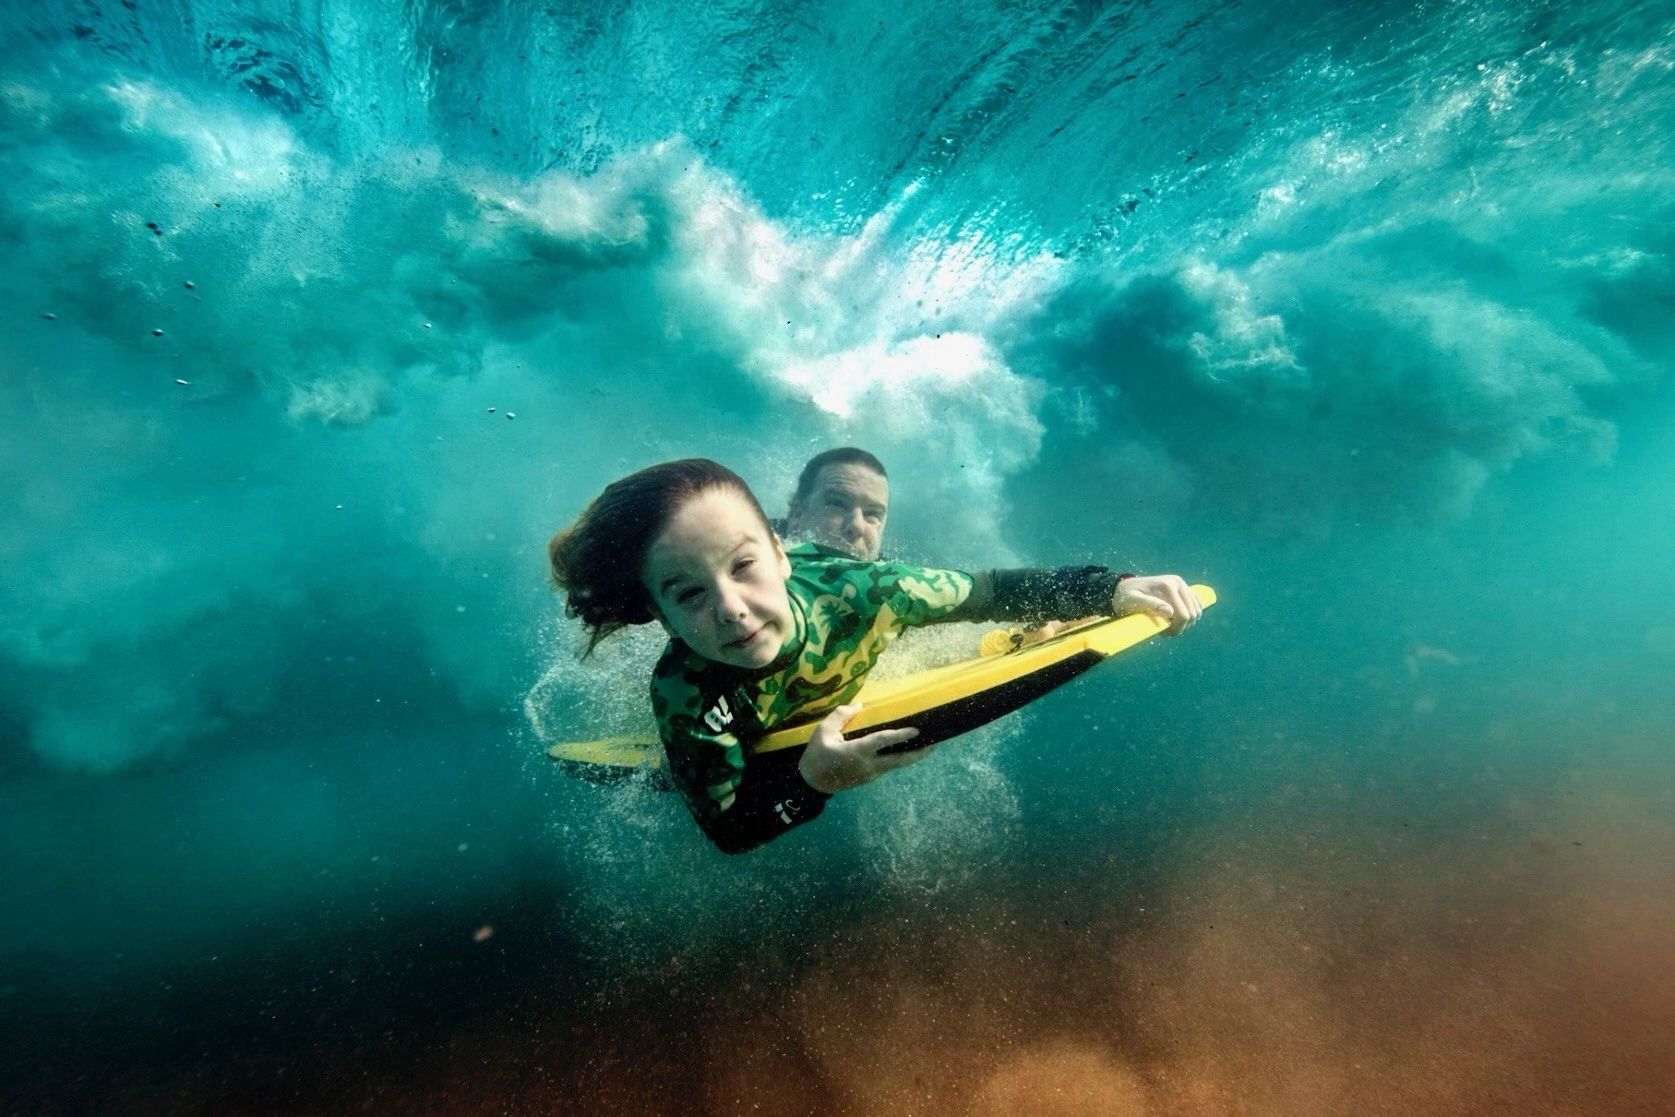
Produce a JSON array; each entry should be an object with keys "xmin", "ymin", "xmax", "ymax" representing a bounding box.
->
[
  {"xmin": 949, "ymin": 566, "xmax": 1123, "ymax": 625},
  {"xmin": 696, "ymin": 750, "xmax": 831, "ymax": 855},
  {"xmin": 654, "ymin": 665, "xmax": 836, "ymax": 856}
]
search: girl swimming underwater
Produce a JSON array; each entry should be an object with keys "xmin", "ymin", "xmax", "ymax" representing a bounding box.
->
[{"xmin": 549, "ymin": 458, "xmax": 1200, "ymax": 854}]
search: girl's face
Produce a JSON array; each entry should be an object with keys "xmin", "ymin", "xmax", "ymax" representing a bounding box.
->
[{"xmin": 642, "ymin": 487, "xmax": 793, "ymax": 670}]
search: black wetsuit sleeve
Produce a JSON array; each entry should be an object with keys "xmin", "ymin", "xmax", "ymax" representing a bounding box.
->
[
  {"xmin": 697, "ymin": 750, "xmax": 831, "ymax": 855},
  {"xmin": 948, "ymin": 566, "xmax": 1122, "ymax": 625}
]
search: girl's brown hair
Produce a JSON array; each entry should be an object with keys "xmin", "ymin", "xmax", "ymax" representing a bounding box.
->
[{"xmin": 549, "ymin": 458, "xmax": 772, "ymax": 655}]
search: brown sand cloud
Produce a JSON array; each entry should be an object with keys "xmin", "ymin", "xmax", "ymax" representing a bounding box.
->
[
  {"xmin": 58, "ymin": 749, "xmax": 1673, "ymax": 1116},
  {"xmin": 675, "ymin": 762, "xmax": 1675, "ymax": 1117}
]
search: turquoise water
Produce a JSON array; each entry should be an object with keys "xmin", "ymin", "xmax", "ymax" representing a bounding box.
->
[{"xmin": 3, "ymin": 1, "xmax": 1673, "ymax": 1113}]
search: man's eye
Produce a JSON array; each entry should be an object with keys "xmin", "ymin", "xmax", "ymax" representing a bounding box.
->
[{"xmin": 865, "ymin": 511, "xmax": 883, "ymax": 522}]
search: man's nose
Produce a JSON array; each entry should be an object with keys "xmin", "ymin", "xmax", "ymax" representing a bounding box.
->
[{"xmin": 844, "ymin": 508, "xmax": 866, "ymax": 536}]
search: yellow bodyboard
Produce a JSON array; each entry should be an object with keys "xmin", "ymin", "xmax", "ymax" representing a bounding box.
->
[{"xmin": 547, "ymin": 584, "xmax": 1216, "ymax": 781}]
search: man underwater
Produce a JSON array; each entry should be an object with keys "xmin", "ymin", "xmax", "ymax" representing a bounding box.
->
[{"xmin": 780, "ymin": 446, "xmax": 890, "ymax": 560}]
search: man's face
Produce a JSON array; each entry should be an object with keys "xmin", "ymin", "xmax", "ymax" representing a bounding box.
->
[
  {"xmin": 642, "ymin": 488, "xmax": 794, "ymax": 670},
  {"xmin": 788, "ymin": 463, "xmax": 889, "ymax": 561}
]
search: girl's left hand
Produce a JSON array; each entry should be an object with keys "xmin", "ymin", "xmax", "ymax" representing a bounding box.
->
[{"xmin": 1112, "ymin": 574, "xmax": 1203, "ymax": 635}]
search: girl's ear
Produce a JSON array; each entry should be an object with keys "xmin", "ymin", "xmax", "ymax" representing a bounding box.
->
[
  {"xmin": 640, "ymin": 579, "xmax": 671, "ymax": 633},
  {"xmin": 773, "ymin": 533, "xmax": 792, "ymax": 581}
]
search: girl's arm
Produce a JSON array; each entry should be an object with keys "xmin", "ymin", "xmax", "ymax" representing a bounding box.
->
[
  {"xmin": 904, "ymin": 563, "xmax": 1201, "ymax": 634},
  {"xmin": 653, "ymin": 658, "xmax": 835, "ymax": 855},
  {"xmin": 874, "ymin": 560, "xmax": 1120, "ymax": 627},
  {"xmin": 664, "ymin": 723, "xmax": 833, "ymax": 854},
  {"xmin": 951, "ymin": 565, "xmax": 1124, "ymax": 624}
]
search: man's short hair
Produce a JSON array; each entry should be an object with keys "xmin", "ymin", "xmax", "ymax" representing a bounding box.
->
[{"xmin": 789, "ymin": 447, "xmax": 888, "ymax": 514}]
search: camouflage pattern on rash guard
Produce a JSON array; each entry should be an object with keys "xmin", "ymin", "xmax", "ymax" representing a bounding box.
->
[{"xmin": 651, "ymin": 544, "xmax": 973, "ymax": 824}]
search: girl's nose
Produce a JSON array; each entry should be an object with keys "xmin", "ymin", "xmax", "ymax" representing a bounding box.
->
[{"xmin": 715, "ymin": 585, "xmax": 748, "ymax": 623}]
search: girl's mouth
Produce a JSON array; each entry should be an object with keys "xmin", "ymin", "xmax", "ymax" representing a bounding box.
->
[{"xmin": 728, "ymin": 626, "xmax": 764, "ymax": 649}]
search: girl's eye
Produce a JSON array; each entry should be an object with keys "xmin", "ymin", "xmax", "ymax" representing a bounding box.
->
[
  {"xmin": 677, "ymin": 587, "xmax": 703, "ymax": 605},
  {"xmin": 733, "ymin": 558, "xmax": 756, "ymax": 575}
]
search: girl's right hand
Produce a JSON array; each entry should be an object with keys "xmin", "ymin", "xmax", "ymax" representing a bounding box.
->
[{"xmin": 798, "ymin": 702, "xmax": 929, "ymax": 793}]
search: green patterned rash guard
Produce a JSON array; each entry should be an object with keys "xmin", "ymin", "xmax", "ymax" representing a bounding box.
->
[{"xmin": 651, "ymin": 543, "xmax": 1124, "ymax": 854}]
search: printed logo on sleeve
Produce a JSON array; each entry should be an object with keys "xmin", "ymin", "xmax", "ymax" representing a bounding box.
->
[{"xmin": 702, "ymin": 695, "xmax": 734, "ymax": 734}]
